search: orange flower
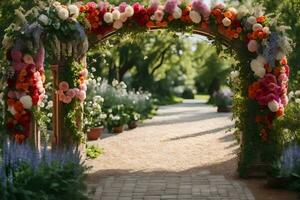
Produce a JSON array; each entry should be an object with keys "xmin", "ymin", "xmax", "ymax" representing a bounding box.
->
[
  {"xmin": 256, "ymin": 16, "xmax": 266, "ymax": 23},
  {"xmin": 248, "ymin": 82, "xmax": 260, "ymax": 99},
  {"xmin": 257, "ymin": 31, "xmax": 264, "ymax": 39},
  {"xmin": 224, "ymin": 11, "xmax": 233, "ymax": 19},
  {"xmin": 273, "ymin": 67, "xmax": 283, "ymax": 76},
  {"xmin": 14, "ymin": 133, "xmax": 25, "ymax": 144},
  {"xmin": 276, "ymin": 107, "xmax": 284, "ymax": 118},
  {"xmin": 14, "ymin": 101, "xmax": 24, "ymax": 112},
  {"xmin": 281, "ymin": 57, "xmax": 288, "ymax": 65},
  {"xmin": 146, "ymin": 21, "xmax": 155, "ymax": 28}
]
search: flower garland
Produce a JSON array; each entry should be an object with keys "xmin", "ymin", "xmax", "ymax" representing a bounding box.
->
[
  {"xmin": 6, "ymin": 48, "xmax": 45, "ymax": 143},
  {"xmin": 78, "ymin": 0, "xmax": 293, "ymax": 141}
]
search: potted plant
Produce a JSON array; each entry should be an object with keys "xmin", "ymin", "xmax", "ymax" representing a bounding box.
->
[
  {"xmin": 213, "ymin": 87, "xmax": 233, "ymax": 113},
  {"xmin": 128, "ymin": 112, "xmax": 140, "ymax": 130},
  {"xmin": 84, "ymin": 96, "xmax": 106, "ymax": 140},
  {"xmin": 107, "ymin": 105, "xmax": 129, "ymax": 134}
]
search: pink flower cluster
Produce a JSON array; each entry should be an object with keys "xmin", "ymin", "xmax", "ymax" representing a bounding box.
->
[{"xmin": 58, "ymin": 68, "xmax": 88, "ymax": 104}]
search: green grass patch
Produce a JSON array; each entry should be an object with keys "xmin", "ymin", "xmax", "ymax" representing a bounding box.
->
[
  {"xmin": 195, "ymin": 94, "xmax": 210, "ymax": 102},
  {"xmin": 86, "ymin": 145, "xmax": 103, "ymax": 159}
]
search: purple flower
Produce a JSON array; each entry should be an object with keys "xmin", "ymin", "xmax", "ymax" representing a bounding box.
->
[
  {"xmin": 164, "ymin": 0, "xmax": 177, "ymax": 14},
  {"xmin": 192, "ymin": 0, "xmax": 211, "ymax": 19}
]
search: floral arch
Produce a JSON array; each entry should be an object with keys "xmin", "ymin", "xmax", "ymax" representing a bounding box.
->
[{"xmin": 2, "ymin": 0, "xmax": 293, "ymax": 176}]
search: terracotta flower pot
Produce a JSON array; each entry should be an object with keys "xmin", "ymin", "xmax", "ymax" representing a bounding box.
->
[
  {"xmin": 87, "ymin": 127, "xmax": 104, "ymax": 141},
  {"xmin": 112, "ymin": 125, "xmax": 124, "ymax": 134},
  {"xmin": 128, "ymin": 121, "xmax": 138, "ymax": 129}
]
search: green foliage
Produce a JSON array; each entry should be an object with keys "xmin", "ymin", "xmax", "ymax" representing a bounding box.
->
[
  {"xmin": 83, "ymin": 96, "xmax": 106, "ymax": 131},
  {"xmin": 60, "ymin": 59, "xmax": 85, "ymax": 144},
  {"xmin": 86, "ymin": 145, "xmax": 103, "ymax": 159},
  {"xmin": 182, "ymin": 88, "xmax": 195, "ymax": 99}
]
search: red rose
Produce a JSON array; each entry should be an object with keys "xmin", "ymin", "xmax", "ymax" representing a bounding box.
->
[{"xmin": 133, "ymin": 3, "xmax": 141, "ymax": 13}]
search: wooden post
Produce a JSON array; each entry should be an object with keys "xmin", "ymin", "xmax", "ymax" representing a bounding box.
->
[{"xmin": 51, "ymin": 65, "xmax": 60, "ymax": 148}]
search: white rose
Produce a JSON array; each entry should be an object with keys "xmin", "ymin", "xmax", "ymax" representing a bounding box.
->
[
  {"xmin": 250, "ymin": 59, "xmax": 263, "ymax": 72},
  {"xmin": 57, "ymin": 8, "xmax": 69, "ymax": 20},
  {"xmin": 68, "ymin": 5, "xmax": 79, "ymax": 19},
  {"xmin": 125, "ymin": 6, "xmax": 134, "ymax": 17},
  {"xmin": 252, "ymin": 23, "xmax": 263, "ymax": 32},
  {"xmin": 262, "ymin": 27, "xmax": 271, "ymax": 35},
  {"xmin": 237, "ymin": 5, "xmax": 249, "ymax": 19},
  {"xmin": 222, "ymin": 17, "xmax": 231, "ymax": 27},
  {"xmin": 20, "ymin": 95, "xmax": 33, "ymax": 109},
  {"xmin": 189, "ymin": 10, "xmax": 201, "ymax": 24},
  {"xmin": 296, "ymin": 98, "xmax": 300, "ymax": 104},
  {"xmin": 38, "ymin": 14, "xmax": 49, "ymax": 25},
  {"xmin": 113, "ymin": 20, "xmax": 123, "ymax": 29},
  {"xmin": 228, "ymin": 7, "xmax": 237, "ymax": 15},
  {"xmin": 103, "ymin": 12, "xmax": 113, "ymax": 23},
  {"xmin": 172, "ymin": 7, "xmax": 182, "ymax": 19},
  {"xmin": 295, "ymin": 90, "xmax": 300, "ymax": 96},
  {"xmin": 256, "ymin": 55, "xmax": 267, "ymax": 64},
  {"xmin": 120, "ymin": 13, "xmax": 128, "ymax": 22},
  {"xmin": 230, "ymin": 71, "xmax": 240, "ymax": 80},
  {"xmin": 112, "ymin": 9, "xmax": 121, "ymax": 21},
  {"xmin": 268, "ymin": 100, "xmax": 279, "ymax": 112},
  {"xmin": 254, "ymin": 67, "xmax": 266, "ymax": 78},
  {"xmin": 247, "ymin": 16, "xmax": 257, "ymax": 25},
  {"xmin": 276, "ymin": 51, "xmax": 285, "ymax": 61}
]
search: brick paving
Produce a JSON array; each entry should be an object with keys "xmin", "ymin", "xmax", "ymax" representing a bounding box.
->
[
  {"xmin": 87, "ymin": 170, "xmax": 255, "ymax": 200},
  {"xmin": 87, "ymin": 100, "xmax": 255, "ymax": 199}
]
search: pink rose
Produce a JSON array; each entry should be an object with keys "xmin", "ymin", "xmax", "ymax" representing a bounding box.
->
[
  {"xmin": 57, "ymin": 90, "xmax": 65, "ymax": 101},
  {"xmin": 247, "ymin": 40, "xmax": 258, "ymax": 53},
  {"xmin": 66, "ymin": 89, "xmax": 76, "ymax": 98},
  {"xmin": 11, "ymin": 50, "xmax": 22, "ymax": 62},
  {"xmin": 59, "ymin": 81, "xmax": 69, "ymax": 92},
  {"xmin": 23, "ymin": 54, "xmax": 35, "ymax": 65},
  {"xmin": 119, "ymin": 2, "xmax": 127, "ymax": 12},
  {"xmin": 281, "ymin": 95, "xmax": 289, "ymax": 106},
  {"xmin": 80, "ymin": 69, "xmax": 89, "ymax": 77},
  {"xmin": 154, "ymin": 9, "xmax": 164, "ymax": 21},
  {"xmin": 76, "ymin": 90, "xmax": 86, "ymax": 102},
  {"xmin": 59, "ymin": 93, "xmax": 66, "ymax": 101},
  {"xmin": 278, "ymin": 74, "xmax": 288, "ymax": 84},
  {"xmin": 63, "ymin": 96, "xmax": 72, "ymax": 104},
  {"xmin": 79, "ymin": 83, "xmax": 87, "ymax": 91}
]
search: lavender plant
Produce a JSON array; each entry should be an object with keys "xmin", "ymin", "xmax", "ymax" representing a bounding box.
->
[{"xmin": 0, "ymin": 139, "xmax": 88, "ymax": 200}]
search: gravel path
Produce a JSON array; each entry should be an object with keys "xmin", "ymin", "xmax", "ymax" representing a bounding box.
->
[
  {"xmin": 86, "ymin": 100, "xmax": 299, "ymax": 200},
  {"xmin": 87, "ymin": 100, "xmax": 237, "ymax": 176}
]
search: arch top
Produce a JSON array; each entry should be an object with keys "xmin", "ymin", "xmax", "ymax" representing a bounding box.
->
[{"xmin": 1, "ymin": 0, "xmax": 294, "ymax": 176}]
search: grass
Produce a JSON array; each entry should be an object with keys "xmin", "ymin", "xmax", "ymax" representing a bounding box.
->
[
  {"xmin": 86, "ymin": 145, "xmax": 103, "ymax": 159},
  {"xmin": 195, "ymin": 94, "xmax": 210, "ymax": 102},
  {"xmin": 157, "ymin": 96, "xmax": 183, "ymax": 105}
]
